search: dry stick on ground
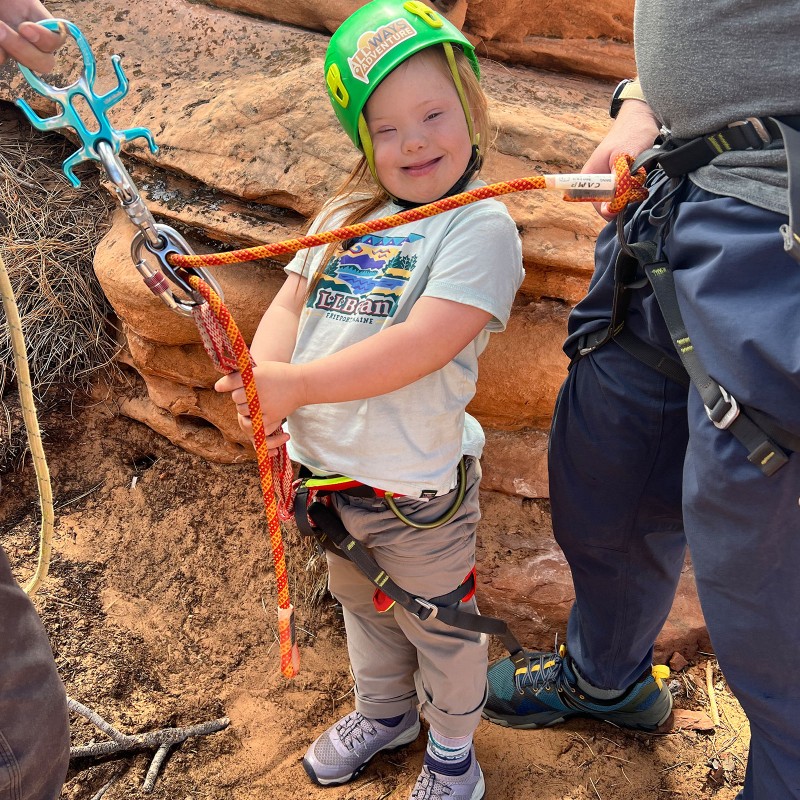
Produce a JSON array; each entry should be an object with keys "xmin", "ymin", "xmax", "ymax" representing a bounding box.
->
[
  {"xmin": 68, "ymin": 697, "xmax": 230, "ymax": 793},
  {"xmin": 89, "ymin": 777, "xmax": 117, "ymax": 800},
  {"xmin": 705, "ymin": 662, "xmax": 721, "ymax": 728}
]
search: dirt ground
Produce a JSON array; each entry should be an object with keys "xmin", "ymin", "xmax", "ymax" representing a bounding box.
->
[{"xmin": 0, "ymin": 396, "xmax": 750, "ymax": 800}]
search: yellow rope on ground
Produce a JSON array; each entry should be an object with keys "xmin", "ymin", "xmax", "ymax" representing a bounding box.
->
[{"xmin": 0, "ymin": 250, "xmax": 55, "ymax": 596}]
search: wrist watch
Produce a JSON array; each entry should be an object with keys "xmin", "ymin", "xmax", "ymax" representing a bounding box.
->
[{"xmin": 609, "ymin": 77, "xmax": 645, "ymax": 118}]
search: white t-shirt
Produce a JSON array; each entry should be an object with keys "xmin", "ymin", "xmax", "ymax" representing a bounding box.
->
[{"xmin": 284, "ymin": 188, "xmax": 524, "ymax": 496}]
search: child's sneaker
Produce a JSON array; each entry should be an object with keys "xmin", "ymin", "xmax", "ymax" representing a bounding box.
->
[
  {"xmin": 483, "ymin": 644, "xmax": 672, "ymax": 731},
  {"xmin": 302, "ymin": 708, "xmax": 420, "ymax": 785},
  {"xmin": 409, "ymin": 749, "xmax": 485, "ymax": 800}
]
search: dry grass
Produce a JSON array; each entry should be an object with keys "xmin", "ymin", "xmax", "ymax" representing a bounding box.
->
[{"xmin": 0, "ymin": 105, "xmax": 117, "ymax": 469}]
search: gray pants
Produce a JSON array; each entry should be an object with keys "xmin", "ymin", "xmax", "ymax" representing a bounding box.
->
[
  {"xmin": 327, "ymin": 457, "xmax": 488, "ymax": 739},
  {"xmin": 0, "ymin": 546, "xmax": 69, "ymax": 800}
]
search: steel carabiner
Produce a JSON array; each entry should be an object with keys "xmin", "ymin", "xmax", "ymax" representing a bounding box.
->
[{"xmin": 131, "ymin": 224, "xmax": 224, "ymax": 317}]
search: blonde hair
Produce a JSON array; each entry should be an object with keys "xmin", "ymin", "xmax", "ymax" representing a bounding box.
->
[{"xmin": 302, "ymin": 45, "xmax": 490, "ymax": 299}]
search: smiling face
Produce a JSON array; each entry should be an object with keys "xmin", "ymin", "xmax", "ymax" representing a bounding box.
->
[{"xmin": 364, "ymin": 48, "xmax": 473, "ymax": 204}]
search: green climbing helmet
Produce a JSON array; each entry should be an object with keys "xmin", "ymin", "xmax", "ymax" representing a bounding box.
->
[{"xmin": 324, "ymin": 0, "xmax": 480, "ymax": 151}]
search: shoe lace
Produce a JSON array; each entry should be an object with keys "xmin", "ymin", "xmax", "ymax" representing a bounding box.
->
[
  {"xmin": 516, "ymin": 644, "xmax": 567, "ymax": 694},
  {"xmin": 336, "ymin": 712, "xmax": 377, "ymax": 751},
  {"xmin": 410, "ymin": 767, "xmax": 453, "ymax": 799}
]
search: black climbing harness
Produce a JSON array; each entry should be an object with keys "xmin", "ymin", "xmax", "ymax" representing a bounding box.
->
[
  {"xmin": 572, "ymin": 115, "xmax": 800, "ymax": 476},
  {"xmin": 292, "ymin": 461, "xmax": 524, "ymax": 657},
  {"xmin": 631, "ymin": 114, "xmax": 800, "ymax": 263}
]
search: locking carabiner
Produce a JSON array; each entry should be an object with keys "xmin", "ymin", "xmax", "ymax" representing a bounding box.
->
[{"xmin": 131, "ymin": 224, "xmax": 224, "ymax": 317}]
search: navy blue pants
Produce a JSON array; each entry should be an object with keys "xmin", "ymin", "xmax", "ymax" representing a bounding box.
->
[
  {"xmin": 0, "ymin": 546, "xmax": 69, "ymax": 800},
  {"xmin": 549, "ymin": 178, "xmax": 800, "ymax": 800}
]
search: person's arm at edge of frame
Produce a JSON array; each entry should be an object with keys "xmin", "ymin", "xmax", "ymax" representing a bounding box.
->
[
  {"xmin": 0, "ymin": 0, "xmax": 65, "ymax": 73},
  {"xmin": 583, "ymin": 91, "xmax": 661, "ymax": 221}
]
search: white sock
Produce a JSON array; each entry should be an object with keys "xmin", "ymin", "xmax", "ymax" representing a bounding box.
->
[{"xmin": 426, "ymin": 729, "xmax": 472, "ymax": 765}]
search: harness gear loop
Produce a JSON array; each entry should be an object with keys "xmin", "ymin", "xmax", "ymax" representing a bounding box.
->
[
  {"xmin": 384, "ymin": 457, "xmax": 467, "ymax": 529},
  {"xmin": 775, "ymin": 119, "xmax": 800, "ymax": 263},
  {"xmin": 296, "ymin": 459, "xmax": 467, "ymax": 528}
]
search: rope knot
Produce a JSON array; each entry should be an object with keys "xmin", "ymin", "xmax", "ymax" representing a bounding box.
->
[{"xmin": 607, "ymin": 153, "xmax": 648, "ymax": 214}]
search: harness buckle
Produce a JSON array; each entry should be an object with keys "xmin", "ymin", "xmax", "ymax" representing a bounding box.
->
[
  {"xmin": 780, "ymin": 224, "xmax": 800, "ymax": 263},
  {"xmin": 705, "ymin": 385, "xmax": 740, "ymax": 430},
  {"xmin": 414, "ymin": 598, "xmax": 439, "ymax": 621},
  {"xmin": 728, "ymin": 117, "xmax": 772, "ymax": 147}
]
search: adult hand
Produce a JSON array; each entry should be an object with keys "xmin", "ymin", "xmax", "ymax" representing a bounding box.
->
[
  {"xmin": 0, "ymin": 0, "xmax": 65, "ymax": 74},
  {"xmin": 583, "ymin": 99, "xmax": 661, "ymax": 220}
]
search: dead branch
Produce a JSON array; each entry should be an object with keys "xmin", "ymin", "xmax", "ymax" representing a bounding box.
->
[
  {"xmin": 68, "ymin": 697, "xmax": 230, "ymax": 794},
  {"xmin": 705, "ymin": 661, "xmax": 721, "ymax": 728}
]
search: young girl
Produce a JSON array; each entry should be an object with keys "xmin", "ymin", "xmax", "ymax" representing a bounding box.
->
[{"xmin": 217, "ymin": 2, "xmax": 523, "ymax": 797}]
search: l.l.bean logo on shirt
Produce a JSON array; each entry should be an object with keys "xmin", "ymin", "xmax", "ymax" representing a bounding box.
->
[{"xmin": 312, "ymin": 233, "xmax": 423, "ymax": 322}]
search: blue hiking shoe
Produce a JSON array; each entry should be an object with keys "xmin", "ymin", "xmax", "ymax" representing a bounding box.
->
[{"xmin": 483, "ymin": 645, "xmax": 672, "ymax": 731}]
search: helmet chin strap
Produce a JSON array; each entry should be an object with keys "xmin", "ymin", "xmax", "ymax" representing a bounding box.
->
[{"xmin": 391, "ymin": 143, "xmax": 482, "ymax": 210}]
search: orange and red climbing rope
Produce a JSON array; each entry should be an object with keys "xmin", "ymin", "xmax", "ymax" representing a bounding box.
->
[
  {"xmin": 190, "ymin": 275, "xmax": 300, "ymax": 678},
  {"xmin": 170, "ymin": 156, "xmax": 647, "ymax": 269},
  {"xmin": 183, "ymin": 155, "xmax": 648, "ymax": 680}
]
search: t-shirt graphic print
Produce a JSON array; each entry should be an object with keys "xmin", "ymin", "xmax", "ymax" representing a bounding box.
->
[{"xmin": 309, "ymin": 232, "xmax": 424, "ymax": 323}]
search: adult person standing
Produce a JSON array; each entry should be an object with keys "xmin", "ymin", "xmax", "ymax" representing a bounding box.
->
[
  {"xmin": 1, "ymin": 3, "xmax": 70, "ymax": 799},
  {"xmin": 482, "ymin": 2, "xmax": 800, "ymax": 798}
]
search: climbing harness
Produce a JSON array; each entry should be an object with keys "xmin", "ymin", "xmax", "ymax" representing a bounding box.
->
[
  {"xmin": 573, "ymin": 116, "xmax": 800, "ymax": 476},
  {"xmin": 641, "ymin": 246, "xmax": 800, "ymax": 476},
  {"xmin": 631, "ymin": 114, "xmax": 800, "ymax": 263},
  {"xmin": 291, "ymin": 460, "xmax": 525, "ymax": 658},
  {"xmin": 296, "ymin": 456, "xmax": 467, "ymax": 530},
  {"xmin": 13, "ymin": 20, "xmax": 649, "ymax": 675}
]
